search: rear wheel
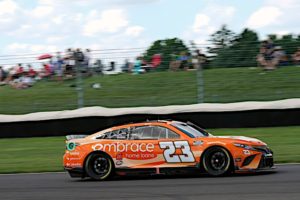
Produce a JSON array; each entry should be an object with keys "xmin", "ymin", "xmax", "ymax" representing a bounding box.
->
[
  {"xmin": 85, "ymin": 153, "xmax": 114, "ymax": 180},
  {"xmin": 202, "ymin": 146, "xmax": 232, "ymax": 176}
]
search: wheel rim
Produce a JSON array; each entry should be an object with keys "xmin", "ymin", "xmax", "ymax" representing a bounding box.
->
[
  {"xmin": 210, "ymin": 151, "xmax": 226, "ymax": 170},
  {"xmin": 92, "ymin": 156, "xmax": 109, "ymax": 176}
]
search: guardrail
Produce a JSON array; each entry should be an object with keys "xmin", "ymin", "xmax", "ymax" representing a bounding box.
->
[{"xmin": 0, "ymin": 99, "xmax": 299, "ymax": 138}]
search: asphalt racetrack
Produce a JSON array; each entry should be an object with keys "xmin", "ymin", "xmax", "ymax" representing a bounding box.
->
[{"xmin": 1, "ymin": 164, "xmax": 299, "ymax": 200}]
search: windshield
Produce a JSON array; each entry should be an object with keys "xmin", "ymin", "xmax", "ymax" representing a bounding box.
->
[{"xmin": 171, "ymin": 122, "xmax": 209, "ymax": 138}]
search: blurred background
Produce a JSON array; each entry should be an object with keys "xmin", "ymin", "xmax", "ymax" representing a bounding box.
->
[
  {"xmin": 1, "ymin": 0, "xmax": 300, "ymax": 114},
  {"xmin": 0, "ymin": 28, "xmax": 300, "ymax": 114},
  {"xmin": 0, "ymin": 0, "xmax": 300, "ymax": 176}
]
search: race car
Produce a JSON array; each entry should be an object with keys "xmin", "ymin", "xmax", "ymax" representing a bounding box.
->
[{"xmin": 63, "ymin": 120, "xmax": 274, "ymax": 180}]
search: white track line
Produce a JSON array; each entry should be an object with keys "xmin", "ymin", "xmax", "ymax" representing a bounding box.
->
[
  {"xmin": 0, "ymin": 163, "xmax": 299, "ymax": 176},
  {"xmin": 0, "ymin": 171, "xmax": 65, "ymax": 176},
  {"xmin": 275, "ymin": 163, "xmax": 300, "ymax": 166}
]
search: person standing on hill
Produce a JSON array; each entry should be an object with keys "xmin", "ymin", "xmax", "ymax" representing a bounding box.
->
[{"xmin": 54, "ymin": 52, "xmax": 64, "ymax": 82}]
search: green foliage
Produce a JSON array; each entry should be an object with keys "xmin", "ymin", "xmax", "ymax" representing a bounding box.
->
[
  {"xmin": 210, "ymin": 28, "xmax": 260, "ymax": 68},
  {"xmin": 271, "ymin": 34, "xmax": 300, "ymax": 56},
  {"xmin": 143, "ymin": 38, "xmax": 189, "ymax": 70},
  {"xmin": 207, "ymin": 25, "xmax": 236, "ymax": 56},
  {"xmin": 142, "ymin": 25, "xmax": 300, "ymax": 70}
]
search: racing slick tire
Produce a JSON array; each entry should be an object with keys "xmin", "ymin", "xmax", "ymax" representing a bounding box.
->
[
  {"xmin": 85, "ymin": 152, "xmax": 114, "ymax": 180},
  {"xmin": 202, "ymin": 146, "xmax": 232, "ymax": 176}
]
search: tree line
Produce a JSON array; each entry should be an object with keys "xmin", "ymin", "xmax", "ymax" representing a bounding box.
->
[{"xmin": 143, "ymin": 25, "xmax": 300, "ymax": 70}]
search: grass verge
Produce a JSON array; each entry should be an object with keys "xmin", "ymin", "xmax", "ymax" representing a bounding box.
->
[
  {"xmin": 0, "ymin": 126, "xmax": 299, "ymax": 173},
  {"xmin": 0, "ymin": 66, "xmax": 299, "ymax": 114}
]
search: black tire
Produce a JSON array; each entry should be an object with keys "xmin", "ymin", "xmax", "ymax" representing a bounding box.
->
[
  {"xmin": 85, "ymin": 152, "xmax": 114, "ymax": 180},
  {"xmin": 202, "ymin": 146, "xmax": 232, "ymax": 176}
]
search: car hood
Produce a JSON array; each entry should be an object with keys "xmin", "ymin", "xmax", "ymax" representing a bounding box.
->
[{"xmin": 212, "ymin": 136, "xmax": 266, "ymax": 146}]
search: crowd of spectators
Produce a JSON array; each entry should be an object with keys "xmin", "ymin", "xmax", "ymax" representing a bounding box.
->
[
  {"xmin": 256, "ymin": 39, "xmax": 300, "ymax": 70},
  {"xmin": 121, "ymin": 54, "xmax": 162, "ymax": 74},
  {"xmin": 119, "ymin": 49, "xmax": 207, "ymax": 75},
  {"xmin": 0, "ymin": 48, "xmax": 91, "ymax": 89},
  {"xmin": 0, "ymin": 64, "xmax": 35, "ymax": 89},
  {"xmin": 292, "ymin": 47, "xmax": 300, "ymax": 65},
  {"xmin": 2, "ymin": 43, "xmax": 300, "ymax": 89},
  {"xmin": 169, "ymin": 50, "xmax": 207, "ymax": 71}
]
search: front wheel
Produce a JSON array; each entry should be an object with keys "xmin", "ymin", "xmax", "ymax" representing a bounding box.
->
[
  {"xmin": 85, "ymin": 153, "xmax": 114, "ymax": 180},
  {"xmin": 202, "ymin": 146, "xmax": 232, "ymax": 176}
]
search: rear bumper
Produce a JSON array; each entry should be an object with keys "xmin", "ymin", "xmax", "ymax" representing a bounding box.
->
[{"xmin": 64, "ymin": 167, "xmax": 85, "ymax": 178}]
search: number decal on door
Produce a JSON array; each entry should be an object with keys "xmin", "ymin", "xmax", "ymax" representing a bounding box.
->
[{"xmin": 159, "ymin": 141, "xmax": 195, "ymax": 163}]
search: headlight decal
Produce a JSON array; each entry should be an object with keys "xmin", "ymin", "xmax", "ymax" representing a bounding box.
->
[{"xmin": 233, "ymin": 143, "xmax": 255, "ymax": 150}]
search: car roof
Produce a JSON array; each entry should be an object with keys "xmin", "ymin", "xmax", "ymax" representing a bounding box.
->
[
  {"xmin": 87, "ymin": 120, "xmax": 186, "ymax": 139},
  {"xmin": 110, "ymin": 120, "xmax": 174, "ymax": 129}
]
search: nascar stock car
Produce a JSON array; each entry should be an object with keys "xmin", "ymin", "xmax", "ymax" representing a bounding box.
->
[{"xmin": 63, "ymin": 120, "xmax": 274, "ymax": 180}]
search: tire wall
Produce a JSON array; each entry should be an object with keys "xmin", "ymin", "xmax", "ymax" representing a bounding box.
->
[{"xmin": 0, "ymin": 108, "xmax": 299, "ymax": 138}]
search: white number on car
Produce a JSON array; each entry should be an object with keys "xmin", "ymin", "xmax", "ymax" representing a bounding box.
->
[{"xmin": 159, "ymin": 141, "xmax": 195, "ymax": 163}]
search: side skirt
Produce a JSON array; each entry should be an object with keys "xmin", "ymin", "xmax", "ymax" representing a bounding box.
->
[{"xmin": 115, "ymin": 167, "xmax": 200, "ymax": 176}]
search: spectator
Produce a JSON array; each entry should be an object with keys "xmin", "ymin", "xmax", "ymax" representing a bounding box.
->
[
  {"xmin": 177, "ymin": 51, "xmax": 190, "ymax": 70},
  {"xmin": 40, "ymin": 63, "xmax": 52, "ymax": 78},
  {"xmin": 94, "ymin": 59, "xmax": 104, "ymax": 75},
  {"xmin": 122, "ymin": 59, "xmax": 131, "ymax": 73},
  {"xmin": 27, "ymin": 65, "xmax": 37, "ymax": 78},
  {"xmin": 169, "ymin": 53, "xmax": 181, "ymax": 71},
  {"xmin": 257, "ymin": 40, "xmax": 275, "ymax": 70},
  {"xmin": 272, "ymin": 46, "xmax": 288, "ymax": 67},
  {"xmin": 108, "ymin": 61, "xmax": 115, "ymax": 71},
  {"xmin": 15, "ymin": 63, "xmax": 24, "ymax": 78},
  {"xmin": 74, "ymin": 48, "xmax": 87, "ymax": 75},
  {"xmin": 141, "ymin": 58, "xmax": 150, "ymax": 72},
  {"xmin": 64, "ymin": 48, "xmax": 75, "ymax": 76},
  {"xmin": 10, "ymin": 73, "xmax": 34, "ymax": 89},
  {"xmin": 74, "ymin": 48, "xmax": 85, "ymax": 63},
  {"xmin": 4, "ymin": 67, "xmax": 14, "ymax": 83},
  {"xmin": 151, "ymin": 54, "xmax": 161, "ymax": 68},
  {"xmin": 4, "ymin": 64, "xmax": 22, "ymax": 82},
  {"xmin": 81, "ymin": 49, "xmax": 91, "ymax": 75},
  {"xmin": 292, "ymin": 47, "xmax": 300, "ymax": 65},
  {"xmin": 54, "ymin": 52, "xmax": 64, "ymax": 82},
  {"xmin": 84, "ymin": 49, "xmax": 91, "ymax": 67},
  {"xmin": 133, "ymin": 57, "xmax": 142, "ymax": 74},
  {"xmin": 192, "ymin": 49, "xmax": 207, "ymax": 70},
  {"xmin": 0, "ymin": 66, "xmax": 6, "ymax": 82}
]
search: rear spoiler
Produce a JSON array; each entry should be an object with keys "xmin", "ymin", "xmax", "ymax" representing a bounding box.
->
[{"xmin": 66, "ymin": 135, "xmax": 87, "ymax": 141}]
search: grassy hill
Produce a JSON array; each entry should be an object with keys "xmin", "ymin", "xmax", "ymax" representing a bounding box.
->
[{"xmin": 0, "ymin": 66, "xmax": 299, "ymax": 114}]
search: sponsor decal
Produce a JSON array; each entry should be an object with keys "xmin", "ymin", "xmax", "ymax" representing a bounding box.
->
[
  {"xmin": 124, "ymin": 153, "xmax": 156, "ymax": 160},
  {"xmin": 68, "ymin": 157, "xmax": 80, "ymax": 161},
  {"xmin": 66, "ymin": 142, "xmax": 76, "ymax": 151},
  {"xmin": 243, "ymin": 150, "xmax": 251, "ymax": 155},
  {"xmin": 193, "ymin": 140, "xmax": 203, "ymax": 146},
  {"xmin": 69, "ymin": 151, "xmax": 80, "ymax": 156},
  {"xmin": 66, "ymin": 162, "xmax": 82, "ymax": 167},
  {"xmin": 159, "ymin": 141, "xmax": 195, "ymax": 163},
  {"xmin": 116, "ymin": 160, "xmax": 123, "ymax": 166},
  {"xmin": 92, "ymin": 142, "xmax": 155, "ymax": 153},
  {"xmin": 116, "ymin": 153, "xmax": 123, "ymax": 160}
]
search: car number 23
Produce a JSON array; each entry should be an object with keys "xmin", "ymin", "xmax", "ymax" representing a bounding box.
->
[{"xmin": 159, "ymin": 141, "xmax": 195, "ymax": 163}]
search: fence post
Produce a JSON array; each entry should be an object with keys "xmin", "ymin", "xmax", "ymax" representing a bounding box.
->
[
  {"xmin": 197, "ymin": 61, "xmax": 204, "ymax": 104},
  {"xmin": 75, "ymin": 59, "xmax": 84, "ymax": 108}
]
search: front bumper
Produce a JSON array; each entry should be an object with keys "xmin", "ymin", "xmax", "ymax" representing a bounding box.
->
[
  {"xmin": 258, "ymin": 154, "xmax": 274, "ymax": 169},
  {"xmin": 235, "ymin": 147, "xmax": 275, "ymax": 172}
]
